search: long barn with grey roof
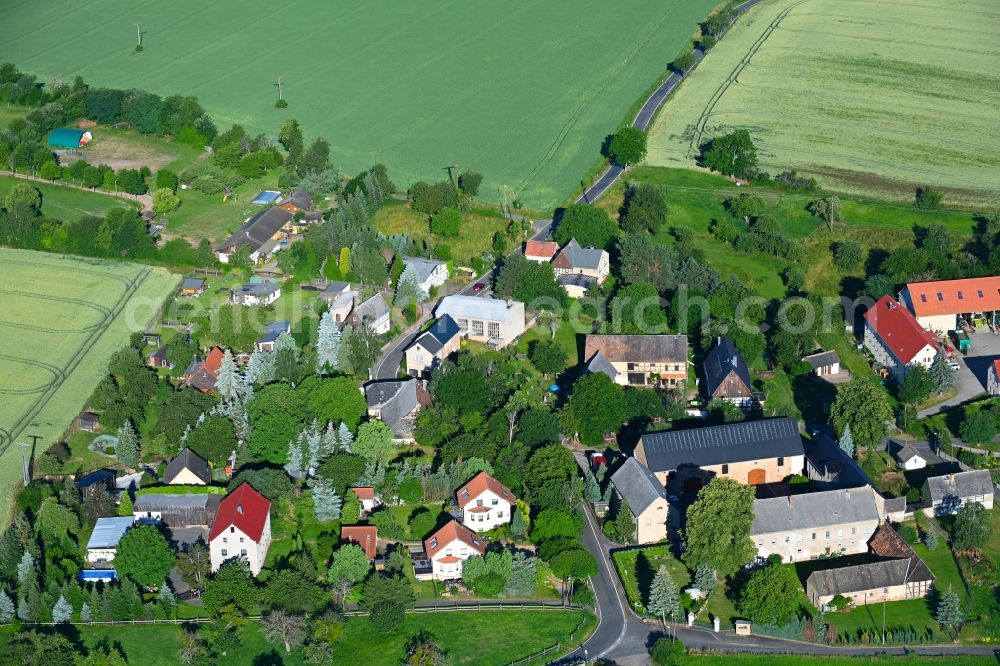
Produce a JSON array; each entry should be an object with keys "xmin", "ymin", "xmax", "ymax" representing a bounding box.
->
[
  {"xmin": 634, "ymin": 417, "xmax": 804, "ymax": 492},
  {"xmin": 610, "ymin": 458, "xmax": 669, "ymax": 544},
  {"xmin": 921, "ymin": 469, "xmax": 994, "ymax": 516}
]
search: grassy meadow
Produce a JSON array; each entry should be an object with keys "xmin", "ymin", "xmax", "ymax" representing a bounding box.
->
[
  {"xmin": 647, "ymin": 0, "xmax": 1000, "ymax": 207},
  {"xmin": 0, "ymin": 0, "xmax": 717, "ymax": 208},
  {"xmin": 0, "ymin": 249, "xmax": 177, "ymax": 521},
  {"xmin": 0, "ymin": 175, "xmax": 128, "ymax": 222}
]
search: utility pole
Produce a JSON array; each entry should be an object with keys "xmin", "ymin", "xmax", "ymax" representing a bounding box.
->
[
  {"xmin": 134, "ymin": 23, "xmax": 143, "ymax": 50},
  {"xmin": 19, "ymin": 442, "xmax": 31, "ymax": 487},
  {"xmin": 882, "ymin": 597, "xmax": 886, "ymax": 645},
  {"xmin": 445, "ymin": 164, "xmax": 458, "ymax": 189},
  {"xmin": 274, "ymin": 76, "xmax": 284, "ymax": 101}
]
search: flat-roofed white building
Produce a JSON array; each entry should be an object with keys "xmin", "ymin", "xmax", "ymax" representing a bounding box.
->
[{"xmin": 435, "ymin": 295, "xmax": 526, "ymax": 349}]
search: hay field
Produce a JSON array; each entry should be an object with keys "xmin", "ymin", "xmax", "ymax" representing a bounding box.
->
[
  {"xmin": 0, "ymin": 0, "xmax": 717, "ymax": 208},
  {"xmin": 0, "ymin": 249, "xmax": 177, "ymax": 520},
  {"xmin": 647, "ymin": 0, "xmax": 1000, "ymax": 206}
]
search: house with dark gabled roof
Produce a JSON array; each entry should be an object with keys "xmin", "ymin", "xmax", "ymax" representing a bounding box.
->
[
  {"xmin": 456, "ymin": 471, "xmax": 516, "ymax": 533},
  {"xmin": 403, "ymin": 256, "xmax": 449, "ymax": 294},
  {"xmin": 279, "ymin": 190, "xmax": 314, "ymax": 214},
  {"xmin": 364, "ymin": 378, "xmax": 427, "ymax": 442},
  {"xmin": 216, "ymin": 207, "xmax": 294, "ymax": 264},
  {"xmin": 634, "ymin": 417, "xmax": 805, "ymax": 493},
  {"xmin": 405, "ymin": 315, "xmax": 461, "ymax": 377},
  {"xmin": 344, "ymin": 293, "xmax": 390, "ymax": 335},
  {"xmin": 610, "ymin": 458, "xmax": 669, "ymax": 544},
  {"xmin": 551, "ymin": 239, "xmax": 609, "ymax": 283},
  {"xmin": 921, "ymin": 470, "xmax": 994, "ymax": 516},
  {"xmin": 232, "ymin": 281, "xmax": 281, "ymax": 306},
  {"xmin": 703, "ymin": 336, "xmax": 754, "ymax": 406},
  {"xmin": 423, "ymin": 519, "xmax": 486, "ymax": 580},
  {"xmin": 802, "ymin": 350, "xmax": 840, "ymax": 377},
  {"xmin": 209, "ymin": 483, "xmax": 272, "ymax": 575},
  {"xmin": 583, "ymin": 334, "xmax": 688, "ymax": 387},
  {"xmin": 180, "ymin": 278, "xmax": 206, "ymax": 297},
  {"xmin": 806, "ymin": 523, "xmax": 933, "ymax": 608},
  {"xmin": 256, "ymin": 320, "xmax": 291, "ymax": 352},
  {"xmin": 164, "ymin": 448, "xmax": 212, "ymax": 486}
]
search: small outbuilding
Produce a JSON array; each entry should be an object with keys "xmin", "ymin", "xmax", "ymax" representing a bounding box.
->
[{"xmin": 802, "ymin": 350, "xmax": 840, "ymax": 377}]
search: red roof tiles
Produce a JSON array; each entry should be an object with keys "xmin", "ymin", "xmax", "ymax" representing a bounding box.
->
[
  {"xmin": 904, "ymin": 277, "xmax": 1000, "ymax": 317},
  {"xmin": 351, "ymin": 487, "xmax": 375, "ymax": 501},
  {"xmin": 524, "ymin": 241, "xmax": 559, "ymax": 260},
  {"xmin": 424, "ymin": 520, "xmax": 486, "ymax": 559},
  {"xmin": 209, "ymin": 482, "xmax": 270, "ymax": 542},
  {"xmin": 341, "ymin": 525, "xmax": 378, "ymax": 560},
  {"xmin": 864, "ymin": 296, "xmax": 938, "ymax": 365},
  {"xmin": 456, "ymin": 472, "xmax": 516, "ymax": 509}
]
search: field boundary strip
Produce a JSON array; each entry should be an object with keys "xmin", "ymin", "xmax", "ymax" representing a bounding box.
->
[
  {"xmin": 0, "ymin": 257, "xmax": 151, "ymax": 455},
  {"xmin": 687, "ymin": 0, "xmax": 810, "ymax": 159}
]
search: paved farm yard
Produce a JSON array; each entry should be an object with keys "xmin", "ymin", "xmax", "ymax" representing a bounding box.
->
[
  {"xmin": 0, "ymin": 0, "xmax": 716, "ymax": 208},
  {"xmin": 0, "ymin": 249, "xmax": 177, "ymax": 519},
  {"xmin": 647, "ymin": 0, "xmax": 1000, "ymax": 207}
]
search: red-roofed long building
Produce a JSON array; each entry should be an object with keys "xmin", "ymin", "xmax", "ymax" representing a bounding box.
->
[
  {"xmin": 863, "ymin": 296, "xmax": 938, "ymax": 381},
  {"xmin": 424, "ymin": 519, "xmax": 486, "ymax": 580},
  {"xmin": 209, "ymin": 482, "xmax": 272, "ymax": 575},
  {"xmin": 456, "ymin": 472, "xmax": 516, "ymax": 532},
  {"xmin": 900, "ymin": 277, "xmax": 1000, "ymax": 333}
]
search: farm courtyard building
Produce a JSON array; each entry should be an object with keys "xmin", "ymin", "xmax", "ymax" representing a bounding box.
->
[
  {"xmin": 899, "ymin": 276, "xmax": 1000, "ymax": 333},
  {"xmin": 863, "ymin": 296, "xmax": 938, "ymax": 382}
]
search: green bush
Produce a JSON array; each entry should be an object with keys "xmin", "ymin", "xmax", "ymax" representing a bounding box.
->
[
  {"xmin": 470, "ymin": 572, "xmax": 505, "ymax": 598},
  {"xmin": 650, "ymin": 638, "xmax": 686, "ymax": 665},
  {"xmin": 898, "ymin": 523, "xmax": 919, "ymax": 545},
  {"xmin": 430, "ymin": 207, "xmax": 462, "ymax": 237},
  {"xmin": 368, "ymin": 600, "xmax": 404, "ymax": 633}
]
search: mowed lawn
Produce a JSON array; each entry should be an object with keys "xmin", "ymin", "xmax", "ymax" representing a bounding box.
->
[
  {"xmin": 0, "ymin": 0, "xmax": 717, "ymax": 208},
  {"xmin": 0, "ymin": 249, "xmax": 177, "ymax": 522},
  {"xmin": 0, "ymin": 175, "xmax": 127, "ymax": 222},
  {"xmin": 647, "ymin": 0, "xmax": 1000, "ymax": 207}
]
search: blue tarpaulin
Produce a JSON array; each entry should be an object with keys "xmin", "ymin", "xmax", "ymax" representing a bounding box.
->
[{"xmin": 48, "ymin": 128, "xmax": 85, "ymax": 148}]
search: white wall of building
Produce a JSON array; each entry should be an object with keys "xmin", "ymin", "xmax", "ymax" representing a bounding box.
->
[
  {"xmin": 461, "ymin": 489, "xmax": 512, "ymax": 532},
  {"xmin": 210, "ymin": 518, "xmax": 272, "ymax": 576}
]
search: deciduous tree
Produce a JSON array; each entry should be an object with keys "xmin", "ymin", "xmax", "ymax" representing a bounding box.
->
[
  {"xmin": 736, "ymin": 555, "xmax": 801, "ymax": 625},
  {"xmin": 830, "ymin": 378, "xmax": 892, "ymax": 449},
  {"xmin": 553, "ymin": 205, "xmax": 618, "ymax": 249},
  {"xmin": 115, "ymin": 524, "xmax": 175, "ymax": 587},
  {"xmin": 682, "ymin": 477, "xmax": 755, "ymax": 577},
  {"xmin": 700, "ymin": 129, "xmax": 757, "ymax": 179}
]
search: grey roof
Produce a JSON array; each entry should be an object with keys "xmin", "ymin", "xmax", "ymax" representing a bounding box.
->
[
  {"xmin": 584, "ymin": 350, "xmax": 619, "ymax": 382},
  {"xmin": 583, "ymin": 335, "xmax": 688, "ymax": 364},
  {"xmin": 233, "ymin": 282, "xmax": 280, "ymax": 298},
  {"xmin": 638, "ymin": 417, "xmax": 804, "ymax": 472},
  {"xmin": 218, "ymin": 207, "xmax": 292, "ymax": 253},
  {"xmin": 320, "ymin": 281, "xmax": 352, "ymax": 300},
  {"xmin": 134, "ymin": 493, "xmax": 217, "ymax": 510},
  {"xmin": 351, "ymin": 293, "xmax": 389, "ymax": 323},
  {"xmin": 558, "ymin": 239, "xmax": 606, "ymax": 270},
  {"xmin": 889, "ymin": 440, "xmax": 939, "ymax": 465},
  {"xmin": 86, "ymin": 516, "xmax": 134, "ymax": 549},
  {"xmin": 752, "ymin": 486, "xmax": 879, "ymax": 535},
  {"xmin": 403, "ymin": 256, "xmax": 446, "ymax": 283},
  {"xmin": 413, "ymin": 315, "xmax": 460, "ymax": 355},
  {"xmin": 704, "ymin": 336, "xmax": 752, "ymax": 397},
  {"xmin": 286, "ymin": 190, "xmax": 313, "ymax": 209},
  {"xmin": 807, "ymin": 557, "xmax": 933, "ymax": 599},
  {"xmin": 802, "ymin": 350, "xmax": 840, "ymax": 369},
  {"xmin": 611, "ymin": 458, "xmax": 667, "ymax": 515},
  {"xmin": 181, "ymin": 278, "xmax": 205, "ymax": 291},
  {"xmin": 437, "ymin": 295, "xmax": 525, "ymax": 323},
  {"xmin": 365, "ymin": 379, "xmax": 419, "ymax": 434},
  {"xmin": 258, "ymin": 320, "xmax": 291, "ymax": 345},
  {"xmin": 558, "ymin": 273, "xmax": 596, "ymax": 289},
  {"xmin": 164, "ymin": 448, "xmax": 211, "ymax": 485},
  {"xmin": 923, "ymin": 470, "xmax": 993, "ymax": 502},
  {"xmin": 75, "ymin": 468, "xmax": 115, "ymax": 490}
]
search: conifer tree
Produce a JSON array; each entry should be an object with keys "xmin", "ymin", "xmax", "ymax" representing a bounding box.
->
[
  {"xmin": 583, "ymin": 470, "xmax": 602, "ymax": 503},
  {"xmin": 316, "ymin": 311, "xmax": 342, "ymax": 374},
  {"xmin": 16, "ymin": 551, "xmax": 33, "ymax": 584},
  {"xmin": 80, "ymin": 601, "xmax": 91, "ymax": 622},
  {"xmin": 118, "ymin": 493, "xmax": 134, "ymax": 517},
  {"xmin": 647, "ymin": 565, "xmax": 681, "ymax": 624},
  {"xmin": 116, "ymin": 420, "xmax": 140, "ymax": 467},
  {"xmin": 337, "ymin": 422, "xmax": 354, "ymax": 453},
  {"xmin": 311, "ymin": 480, "xmax": 342, "ymax": 521},
  {"xmin": 929, "ymin": 351, "xmax": 955, "ymax": 393},
  {"xmin": 285, "ymin": 435, "xmax": 305, "ymax": 478},
  {"xmin": 694, "ymin": 563, "xmax": 717, "ymax": 594},
  {"xmin": 215, "ymin": 350, "xmax": 239, "ymax": 402},
  {"xmin": 51, "ymin": 594, "xmax": 73, "ymax": 623},
  {"xmin": 614, "ymin": 499, "xmax": 636, "ymax": 543},
  {"xmin": 838, "ymin": 424, "xmax": 854, "ymax": 458},
  {"xmin": 246, "ymin": 350, "xmax": 276, "ymax": 386},
  {"xmin": 0, "ymin": 590, "xmax": 14, "ymax": 623},
  {"xmin": 394, "ymin": 264, "xmax": 426, "ymax": 308},
  {"xmin": 274, "ymin": 332, "xmax": 300, "ymax": 384},
  {"xmin": 936, "ymin": 586, "xmax": 964, "ymax": 635}
]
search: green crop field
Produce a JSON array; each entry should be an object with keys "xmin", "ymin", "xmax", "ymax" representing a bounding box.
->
[
  {"xmin": 0, "ymin": 0, "xmax": 717, "ymax": 209},
  {"xmin": 0, "ymin": 249, "xmax": 177, "ymax": 521},
  {"xmin": 647, "ymin": 0, "xmax": 1000, "ymax": 207}
]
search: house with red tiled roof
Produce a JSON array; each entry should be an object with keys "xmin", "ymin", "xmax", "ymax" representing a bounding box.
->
[
  {"xmin": 863, "ymin": 296, "xmax": 938, "ymax": 381},
  {"xmin": 350, "ymin": 487, "xmax": 382, "ymax": 514},
  {"xmin": 456, "ymin": 472, "xmax": 516, "ymax": 532},
  {"xmin": 988, "ymin": 359, "xmax": 1000, "ymax": 396},
  {"xmin": 341, "ymin": 525, "xmax": 378, "ymax": 561},
  {"xmin": 182, "ymin": 347, "xmax": 226, "ymax": 393},
  {"xmin": 423, "ymin": 519, "xmax": 486, "ymax": 580},
  {"xmin": 900, "ymin": 276, "xmax": 1000, "ymax": 333},
  {"xmin": 209, "ymin": 482, "xmax": 272, "ymax": 575},
  {"xmin": 524, "ymin": 240, "xmax": 559, "ymax": 263}
]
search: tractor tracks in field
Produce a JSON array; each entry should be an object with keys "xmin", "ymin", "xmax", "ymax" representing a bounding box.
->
[
  {"xmin": 0, "ymin": 258, "xmax": 150, "ymax": 456},
  {"xmin": 687, "ymin": 0, "xmax": 810, "ymax": 159}
]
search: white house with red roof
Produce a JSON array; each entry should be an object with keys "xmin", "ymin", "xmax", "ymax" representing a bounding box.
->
[
  {"xmin": 988, "ymin": 359, "xmax": 1000, "ymax": 396},
  {"xmin": 524, "ymin": 240, "xmax": 559, "ymax": 263},
  {"xmin": 900, "ymin": 277, "xmax": 1000, "ymax": 333},
  {"xmin": 864, "ymin": 296, "xmax": 938, "ymax": 381},
  {"xmin": 456, "ymin": 471, "xmax": 516, "ymax": 532},
  {"xmin": 209, "ymin": 482, "xmax": 272, "ymax": 575},
  {"xmin": 350, "ymin": 487, "xmax": 381, "ymax": 514},
  {"xmin": 423, "ymin": 519, "xmax": 486, "ymax": 580}
]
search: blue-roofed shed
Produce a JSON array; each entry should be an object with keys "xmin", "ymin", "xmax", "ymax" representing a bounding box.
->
[{"xmin": 48, "ymin": 128, "xmax": 91, "ymax": 148}]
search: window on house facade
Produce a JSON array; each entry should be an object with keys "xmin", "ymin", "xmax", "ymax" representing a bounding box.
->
[
  {"xmin": 488, "ymin": 321, "xmax": 501, "ymax": 338},
  {"xmin": 777, "ymin": 457, "xmax": 784, "ymax": 466},
  {"xmin": 241, "ymin": 549, "xmax": 247, "ymax": 556},
  {"xmin": 825, "ymin": 531, "xmax": 830, "ymax": 539},
  {"xmin": 222, "ymin": 549, "xmax": 228, "ymax": 557},
  {"xmin": 721, "ymin": 464, "xmax": 729, "ymax": 474},
  {"xmin": 471, "ymin": 320, "xmax": 484, "ymax": 336},
  {"xmin": 457, "ymin": 318, "xmax": 469, "ymax": 331},
  {"xmin": 812, "ymin": 533, "xmax": 816, "ymax": 540}
]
